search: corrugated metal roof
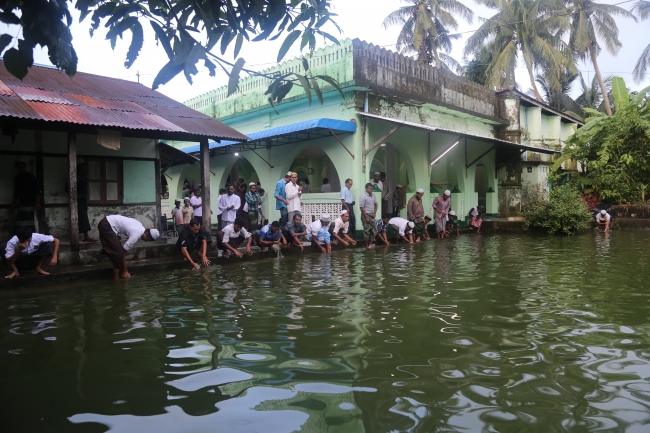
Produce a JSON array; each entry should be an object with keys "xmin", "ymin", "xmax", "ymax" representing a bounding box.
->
[{"xmin": 0, "ymin": 61, "xmax": 248, "ymax": 142}]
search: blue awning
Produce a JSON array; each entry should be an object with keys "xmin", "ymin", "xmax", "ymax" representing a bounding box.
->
[{"xmin": 181, "ymin": 118, "xmax": 356, "ymax": 154}]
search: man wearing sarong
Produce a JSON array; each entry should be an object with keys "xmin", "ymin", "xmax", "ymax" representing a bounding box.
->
[
  {"xmin": 98, "ymin": 215, "xmax": 159, "ymax": 280},
  {"xmin": 4, "ymin": 228, "xmax": 60, "ymax": 279},
  {"xmin": 407, "ymin": 188, "xmax": 426, "ymax": 242},
  {"xmin": 359, "ymin": 183, "xmax": 378, "ymax": 249},
  {"xmin": 245, "ymin": 182, "xmax": 264, "ymax": 232},
  {"xmin": 431, "ymin": 190, "xmax": 452, "ymax": 239},
  {"xmin": 387, "ymin": 217, "xmax": 414, "ymax": 244}
]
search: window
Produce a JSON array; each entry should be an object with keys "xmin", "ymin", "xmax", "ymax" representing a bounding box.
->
[{"xmin": 87, "ymin": 159, "xmax": 122, "ymax": 204}]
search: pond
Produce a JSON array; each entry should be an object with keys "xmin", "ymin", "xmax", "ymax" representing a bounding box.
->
[{"xmin": 1, "ymin": 231, "xmax": 650, "ymax": 432}]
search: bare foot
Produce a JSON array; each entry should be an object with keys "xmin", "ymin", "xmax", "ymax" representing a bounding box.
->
[
  {"xmin": 5, "ymin": 271, "xmax": 19, "ymax": 279},
  {"xmin": 120, "ymin": 272, "xmax": 131, "ymax": 279},
  {"xmin": 34, "ymin": 268, "xmax": 50, "ymax": 276}
]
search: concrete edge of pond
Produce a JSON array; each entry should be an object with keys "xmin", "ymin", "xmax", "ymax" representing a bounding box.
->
[{"xmin": 3, "ymin": 219, "xmax": 650, "ymax": 291}]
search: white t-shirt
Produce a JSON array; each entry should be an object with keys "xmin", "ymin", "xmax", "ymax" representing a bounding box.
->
[
  {"xmin": 388, "ymin": 217, "xmax": 413, "ymax": 236},
  {"xmin": 190, "ymin": 195, "xmax": 202, "ymax": 217},
  {"xmin": 221, "ymin": 224, "xmax": 251, "ymax": 243},
  {"xmin": 5, "ymin": 233, "xmax": 54, "ymax": 258},
  {"xmin": 332, "ymin": 217, "xmax": 349, "ymax": 234},
  {"xmin": 106, "ymin": 215, "xmax": 145, "ymax": 251},
  {"xmin": 596, "ymin": 212, "xmax": 611, "ymax": 222}
]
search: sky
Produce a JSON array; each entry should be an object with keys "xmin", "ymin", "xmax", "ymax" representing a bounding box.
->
[{"xmin": 3, "ymin": 0, "xmax": 649, "ymax": 104}]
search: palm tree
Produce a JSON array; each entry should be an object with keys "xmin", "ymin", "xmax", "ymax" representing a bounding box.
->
[
  {"xmin": 632, "ymin": 1, "xmax": 650, "ymax": 83},
  {"xmin": 465, "ymin": 0, "xmax": 574, "ymax": 102},
  {"xmin": 566, "ymin": 0, "xmax": 636, "ymax": 116},
  {"xmin": 575, "ymin": 72, "xmax": 611, "ymax": 113},
  {"xmin": 529, "ymin": 70, "xmax": 583, "ymax": 116},
  {"xmin": 383, "ymin": 0, "xmax": 473, "ymax": 70}
]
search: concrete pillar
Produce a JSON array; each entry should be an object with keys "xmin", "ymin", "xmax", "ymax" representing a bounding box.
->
[
  {"xmin": 200, "ymin": 138, "xmax": 211, "ymax": 229},
  {"xmin": 67, "ymin": 132, "xmax": 79, "ymax": 252}
]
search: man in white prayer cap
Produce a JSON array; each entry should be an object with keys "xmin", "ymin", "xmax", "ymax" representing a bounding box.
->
[
  {"xmin": 431, "ymin": 189, "xmax": 452, "ymax": 238},
  {"xmin": 407, "ymin": 188, "xmax": 426, "ymax": 242},
  {"xmin": 331, "ymin": 210, "xmax": 357, "ymax": 247},
  {"xmin": 387, "ymin": 217, "xmax": 415, "ymax": 243},
  {"xmin": 595, "ymin": 209, "xmax": 611, "ymax": 232},
  {"xmin": 371, "ymin": 171, "xmax": 383, "ymax": 192},
  {"xmin": 307, "ymin": 213, "xmax": 332, "ymax": 253}
]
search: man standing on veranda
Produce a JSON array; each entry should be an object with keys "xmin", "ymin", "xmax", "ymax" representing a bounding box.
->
[
  {"xmin": 431, "ymin": 189, "xmax": 451, "ymax": 239},
  {"xmin": 218, "ymin": 184, "xmax": 240, "ymax": 229},
  {"xmin": 190, "ymin": 188, "xmax": 202, "ymax": 220},
  {"xmin": 407, "ymin": 188, "xmax": 426, "ymax": 242},
  {"xmin": 340, "ymin": 178, "xmax": 356, "ymax": 235},
  {"xmin": 285, "ymin": 172, "xmax": 303, "ymax": 222},
  {"xmin": 245, "ymin": 182, "xmax": 264, "ymax": 232},
  {"xmin": 359, "ymin": 183, "xmax": 379, "ymax": 249},
  {"xmin": 275, "ymin": 172, "xmax": 291, "ymax": 227}
]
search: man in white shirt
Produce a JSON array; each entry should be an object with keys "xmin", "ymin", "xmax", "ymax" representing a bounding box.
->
[
  {"xmin": 190, "ymin": 188, "xmax": 203, "ymax": 219},
  {"xmin": 217, "ymin": 217, "xmax": 253, "ymax": 258},
  {"xmin": 218, "ymin": 184, "xmax": 240, "ymax": 229},
  {"xmin": 285, "ymin": 172, "xmax": 303, "ymax": 222},
  {"xmin": 330, "ymin": 210, "xmax": 356, "ymax": 247},
  {"xmin": 388, "ymin": 217, "xmax": 415, "ymax": 244},
  {"xmin": 371, "ymin": 171, "xmax": 383, "ymax": 192},
  {"xmin": 4, "ymin": 228, "xmax": 60, "ymax": 279},
  {"xmin": 98, "ymin": 215, "xmax": 159, "ymax": 280},
  {"xmin": 595, "ymin": 209, "xmax": 611, "ymax": 232},
  {"xmin": 321, "ymin": 178, "xmax": 332, "ymax": 193}
]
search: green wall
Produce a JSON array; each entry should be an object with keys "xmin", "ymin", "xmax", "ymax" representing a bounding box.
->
[{"xmin": 123, "ymin": 160, "xmax": 156, "ymax": 203}]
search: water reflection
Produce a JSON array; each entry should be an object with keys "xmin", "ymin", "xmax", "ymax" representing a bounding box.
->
[{"xmin": 1, "ymin": 232, "xmax": 650, "ymax": 431}]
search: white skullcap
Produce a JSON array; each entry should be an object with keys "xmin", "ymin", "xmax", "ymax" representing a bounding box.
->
[
  {"xmin": 396, "ymin": 184, "xmax": 402, "ymax": 188},
  {"xmin": 407, "ymin": 221, "xmax": 415, "ymax": 228},
  {"xmin": 449, "ymin": 210, "xmax": 456, "ymax": 216},
  {"xmin": 175, "ymin": 198, "xmax": 181, "ymax": 202},
  {"xmin": 321, "ymin": 213, "xmax": 331, "ymax": 221},
  {"xmin": 285, "ymin": 171, "xmax": 292, "ymax": 177},
  {"xmin": 249, "ymin": 182, "xmax": 256, "ymax": 186},
  {"xmin": 184, "ymin": 197, "xmax": 190, "ymax": 200},
  {"xmin": 340, "ymin": 210, "xmax": 348, "ymax": 215},
  {"xmin": 149, "ymin": 229, "xmax": 160, "ymax": 240},
  {"xmin": 444, "ymin": 189, "xmax": 451, "ymax": 196},
  {"xmin": 600, "ymin": 209, "xmax": 607, "ymax": 215},
  {"xmin": 416, "ymin": 188, "xmax": 424, "ymax": 193},
  {"xmin": 374, "ymin": 171, "xmax": 380, "ymax": 175}
]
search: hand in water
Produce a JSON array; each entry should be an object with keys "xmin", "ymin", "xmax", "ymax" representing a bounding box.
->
[
  {"xmin": 201, "ymin": 257, "xmax": 211, "ymax": 266},
  {"xmin": 193, "ymin": 263, "xmax": 201, "ymax": 270}
]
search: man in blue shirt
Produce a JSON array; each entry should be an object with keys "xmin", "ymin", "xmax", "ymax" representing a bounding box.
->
[
  {"xmin": 274, "ymin": 172, "xmax": 291, "ymax": 227},
  {"xmin": 340, "ymin": 178, "xmax": 356, "ymax": 235}
]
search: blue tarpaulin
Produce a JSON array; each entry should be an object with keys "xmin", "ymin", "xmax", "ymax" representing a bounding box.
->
[{"xmin": 181, "ymin": 118, "xmax": 357, "ymax": 154}]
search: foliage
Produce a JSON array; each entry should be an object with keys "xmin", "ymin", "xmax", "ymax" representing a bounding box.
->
[
  {"xmin": 552, "ymin": 77, "xmax": 650, "ymax": 204},
  {"xmin": 465, "ymin": 0, "xmax": 574, "ymax": 102},
  {"xmin": 565, "ymin": 0, "xmax": 635, "ymax": 116},
  {"xmin": 462, "ymin": 41, "xmax": 493, "ymax": 85},
  {"xmin": 575, "ymin": 72, "xmax": 612, "ymax": 115},
  {"xmin": 522, "ymin": 184, "xmax": 592, "ymax": 234},
  {"xmin": 382, "ymin": 0, "xmax": 473, "ymax": 72},
  {"xmin": 633, "ymin": 1, "xmax": 650, "ymax": 83},
  {"xmin": 0, "ymin": 0, "xmax": 344, "ymax": 108}
]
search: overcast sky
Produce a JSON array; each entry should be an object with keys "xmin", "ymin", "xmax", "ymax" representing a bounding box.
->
[{"xmin": 5, "ymin": 0, "xmax": 649, "ymax": 103}]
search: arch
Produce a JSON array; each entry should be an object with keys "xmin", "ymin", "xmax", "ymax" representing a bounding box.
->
[{"xmin": 172, "ymin": 163, "xmax": 201, "ymax": 201}]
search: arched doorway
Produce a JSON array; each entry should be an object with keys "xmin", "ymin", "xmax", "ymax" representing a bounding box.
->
[{"xmin": 288, "ymin": 144, "xmax": 341, "ymax": 193}]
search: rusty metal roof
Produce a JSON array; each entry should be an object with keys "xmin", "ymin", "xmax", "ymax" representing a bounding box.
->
[{"xmin": 0, "ymin": 61, "xmax": 248, "ymax": 142}]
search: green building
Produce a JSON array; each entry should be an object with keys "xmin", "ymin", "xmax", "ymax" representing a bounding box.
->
[{"xmin": 164, "ymin": 39, "xmax": 582, "ymax": 230}]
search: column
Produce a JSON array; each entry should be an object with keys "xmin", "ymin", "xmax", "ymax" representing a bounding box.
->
[
  {"xmin": 200, "ymin": 138, "xmax": 211, "ymax": 230},
  {"xmin": 68, "ymin": 132, "xmax": 79, "ymax": 251}
]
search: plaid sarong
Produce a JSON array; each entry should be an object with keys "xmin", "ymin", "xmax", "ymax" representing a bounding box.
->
[{"xmin": 362, "ymin": 217, "xmax": 378, "ymax": 240}]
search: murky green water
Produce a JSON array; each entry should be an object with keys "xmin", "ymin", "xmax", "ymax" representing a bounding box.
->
[{"xmin": 2, "ymin": 231, "xmax": 650, "ymax": 432}]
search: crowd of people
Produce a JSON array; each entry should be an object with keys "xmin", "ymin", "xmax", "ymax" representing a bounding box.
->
[{"xmin": 3, "ymin": 164, "xmax": 491, "ymax": 280}]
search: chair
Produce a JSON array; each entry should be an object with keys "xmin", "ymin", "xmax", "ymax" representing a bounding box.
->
[{"xmin": 160, "ymin": 214, "xmax": 177, "ymax": 238}]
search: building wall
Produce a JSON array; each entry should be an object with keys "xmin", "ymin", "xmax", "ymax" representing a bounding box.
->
[{"xmin": 0, "ymin": 130, "xmax": 158, "ymax": 241}]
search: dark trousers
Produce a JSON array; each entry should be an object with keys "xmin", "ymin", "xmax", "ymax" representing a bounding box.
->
[
  {"xmin": 343, "ymin": 204, "xmax": 356, "ymax": 235},
  {"xmin": 14, "ymin": 242, "xmax": 53, "ymax": 271},
  {"xmin": 216, "ymin": 231, "xmax": 245, "ymax": 252},
  {"xmin": 279, "ymin": 207, "xmax": 288, "ymax": 227}
]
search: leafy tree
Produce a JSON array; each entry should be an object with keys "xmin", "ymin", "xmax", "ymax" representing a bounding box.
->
[
  {"xmin": 522, "ymin": 183, "xmax": 593, "ymax": 234},
  {"xmin": 565, "ymin": 0, "xmax": 636, "ymax": 116},
  {"xmin": 465, "ymin": 0, "xmax": 574, "ymax": 102},
  {"xmin": 0, "ymin": 0, "xmax": 344, "ymax": 106},
  {"xmin": 382, "ymin": 0, "xmax": 473, "ymax": 71},
  {"xmin": 632, "ymin": 0, "xmax": 650, "ymax": 83},
  {"xmin": 462, "ymin": 42, "xmax": 493, "ymax": 85},
  {"xmin": 552, "ymin": 77, "xmax": 650, "ymax": 204}
]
